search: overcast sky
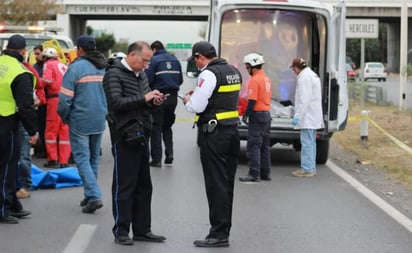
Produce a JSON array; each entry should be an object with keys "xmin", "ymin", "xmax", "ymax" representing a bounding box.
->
[{"xmin": 86, "ymin": 20, "xmax": 207, "ymax": 45}]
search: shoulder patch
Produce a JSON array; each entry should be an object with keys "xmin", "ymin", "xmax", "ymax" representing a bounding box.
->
[{"xmin": 197, "ymin": 78, "xmax": 205, "ymax": 87}]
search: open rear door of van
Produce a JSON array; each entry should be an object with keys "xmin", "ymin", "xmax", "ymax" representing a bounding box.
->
[{"xmin": 328, "ymin": 1, "xmax": 348, "ymax": 132}]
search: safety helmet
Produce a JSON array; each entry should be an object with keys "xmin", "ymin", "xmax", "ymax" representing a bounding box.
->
[
  {"xmin": 243, "ymin": 53, "xmax": 265, "ymax": 67},
  {"xmin": 109, "ymin": 52, "xmax": 126, "ymax": 59},
  {"xmin": 42, "ymin": 47, "xmax": 58, "ymax": 59}
]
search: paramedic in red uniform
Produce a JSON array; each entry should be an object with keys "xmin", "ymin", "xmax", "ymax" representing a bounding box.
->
[{"xmin": 42, "ymin": 47, "xmax": 71, "ymax": 168}]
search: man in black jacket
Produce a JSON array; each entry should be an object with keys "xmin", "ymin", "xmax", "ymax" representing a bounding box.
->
[
  {"xmin": 103, "ymin": 41, "xmax": 166, "ymax": 246},
  {"xmin": 0, "ymin": 34, "xmax": 38, "ymax": 224}
]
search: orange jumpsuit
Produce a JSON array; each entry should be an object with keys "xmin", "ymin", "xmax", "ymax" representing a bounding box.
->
[{"xmin": 43, "ymin": 58, "xmax": 71, "ymax": 164}]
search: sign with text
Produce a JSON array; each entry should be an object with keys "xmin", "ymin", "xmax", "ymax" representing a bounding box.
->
[
  {"xmin": 346, "ymin": 19, "xmax": 379, "ymax": 39},
  {"xmin": 166, "ymin": 43, "xmax": 192, "ymax": 49},
  {"xmin": 66, "ymin": 5, "xmax": 194, "ymax": 15},
  {"xmin": 166, "ymin": 43, "xmax": 192, "ymax": 61}
]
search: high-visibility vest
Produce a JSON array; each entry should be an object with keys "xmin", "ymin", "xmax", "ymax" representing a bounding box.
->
[
  {"xmin": 0, "ymin": 55, "xmax": 34, "ymax": 116},
  {"xmin": 196, "ymin": 58, "xmax": 241, "ymax": 126}
]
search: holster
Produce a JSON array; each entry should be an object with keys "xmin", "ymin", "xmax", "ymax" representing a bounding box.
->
[{"xmin": 200, "ymin": 119, "xmax": 218, "ymax": 134}]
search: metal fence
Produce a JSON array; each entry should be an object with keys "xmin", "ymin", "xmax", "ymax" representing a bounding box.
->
[{"xmin": 348, "ymin": 81, "xmax": 386, "ymax": 105}]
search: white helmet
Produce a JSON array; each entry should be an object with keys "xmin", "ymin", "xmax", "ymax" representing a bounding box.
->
[
  {"xmin": 109, "ymin": 52, "xmax": 126, "ymax": 59},
  {"xmin": 43, "ymin": 47, "xmax": 58, "ymax": 59},
  {"xmin": 243, "ymin": 53, "xmax": 265, "ymax": 67}
]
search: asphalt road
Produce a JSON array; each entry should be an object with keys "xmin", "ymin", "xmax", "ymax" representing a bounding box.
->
[
  {"xmin": 1, "ymin": 78, "xmax": 411, "ymax": 253},
  {"xmin": 1, "ymin": 104, "xmax": 411, "ymax": 253}
]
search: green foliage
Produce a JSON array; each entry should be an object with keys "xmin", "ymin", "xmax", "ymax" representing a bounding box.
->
[
  {"xmin": 111, "ymin": 42, "xmax": 129, "ymax": 54},
  {"xmin": 0, "ymin": 0, "xmax": 61, "ymax": 25},
  {"xmin": 407, "ymin": 65, "xmax": 412, "ymax": 76},
  {"xmin": 95, "ymin": 33, "xmax": 116, "ymax": 54},
  {"xmin": 86, "ymin": 26, "xmax": 94, "ymax": 36}
]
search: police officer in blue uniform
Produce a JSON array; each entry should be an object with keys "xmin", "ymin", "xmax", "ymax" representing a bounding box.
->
[
  {"xmin": 145, "ymin": 40, "xmax": 183, "ymax": 167},
  {"xmin": 183, "ymin": 41, "xmax": 241, "ymax": 247},
  {"xmin": 0, "ymin": 34, "xmax": 38, "ymax": 224}
]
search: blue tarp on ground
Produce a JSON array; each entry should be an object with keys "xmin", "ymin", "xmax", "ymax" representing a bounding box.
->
[{"xmin": 31, "ymin": 164, "xmax": 83, "ymax": 189}]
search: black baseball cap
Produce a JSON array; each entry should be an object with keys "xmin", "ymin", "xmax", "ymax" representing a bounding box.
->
[
  {"xmin": 190, "ymin": 41, "xmax": 217, "ymax": 60},
  {"xmin": 7, "ymin": 34, "xmax": 27, "ymax": 50},
  {"xmin": 77, "ymin": 35, "xmax": 96, "ymax": 50}
]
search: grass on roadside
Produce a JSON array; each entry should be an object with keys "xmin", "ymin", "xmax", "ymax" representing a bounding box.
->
[{"xmin": 332, "ymin": 100, "xmax": 412, "ymax": 190}]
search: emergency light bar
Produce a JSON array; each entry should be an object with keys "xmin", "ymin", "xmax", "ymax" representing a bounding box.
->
[{"xmin": 0, "ymin": 25, "xmax": 62, "ymax": 34}]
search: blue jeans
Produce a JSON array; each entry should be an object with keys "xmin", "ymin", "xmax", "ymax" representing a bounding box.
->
[
  {"xmin": 17, "ymin": 123, "xmax": 32, "ymax": 190},
  {"xmin": 300, "ymin": 129, "xmax": 316, "ymax": 173},
  {"xmin": 70, "ymin": 128, "xmax": 103, "ymax": 202}
]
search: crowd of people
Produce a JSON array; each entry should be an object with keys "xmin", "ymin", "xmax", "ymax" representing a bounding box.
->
[{"xmin": 0, "ymin": 34, "xmax": 324, "ymax": 248}]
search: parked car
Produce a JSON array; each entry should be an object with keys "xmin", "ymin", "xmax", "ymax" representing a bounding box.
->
[
  {"xmin": 346, "ymin": 56, "xmax": 356, "ymax": 69},
  {"xmin": 346, "ymin": 63, "xmax": 356, "ymax": 80},
  {"xmin": 363, "ymin": 62, "xmax": 387, "ymax": 82}
]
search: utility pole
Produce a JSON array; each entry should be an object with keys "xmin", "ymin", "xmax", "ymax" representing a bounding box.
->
[{"xmin": 399, "ymin": 0, "xmax": 408, "ymax": 111}]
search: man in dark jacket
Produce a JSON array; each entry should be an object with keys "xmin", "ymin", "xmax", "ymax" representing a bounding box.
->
[
  {"xmin": 0, "ymin": 34, "xmax": 38, "ymax": 224},
  {"xmin": 145, "ymin": 40, "xmax": 183, "ymax": 167},
  {"xmin": 103, "ymin": 41, "xmax": 166, "ymax": 246}
]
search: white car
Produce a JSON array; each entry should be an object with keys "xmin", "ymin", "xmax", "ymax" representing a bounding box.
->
[{"xmin": 363, "ymin": 62, "xmax": 387, "ymax": 82}]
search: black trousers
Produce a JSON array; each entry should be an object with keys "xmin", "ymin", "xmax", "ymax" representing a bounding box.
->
[
  {"xmin": 111, "ymin": 138, "xmax": 152, "ymax": 237},
  {"xmin": 34, "ymin": 104, "xmax": 46, "ymax": 154},
  {"xmin": 0, "ymin": 126, "xmax": 23, "ymax": 218},
  {"xmin": 247, "ymin": 111, "xmax": 271, "ymax": 177},
  {"xmin": 150, "ymin": 94, "xmax": 177, "ymax": 162},
  {"xmin": 199, "ymin": 124, "xmax": 240, "ymax": 239}
]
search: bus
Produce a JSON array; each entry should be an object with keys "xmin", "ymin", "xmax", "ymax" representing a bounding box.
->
[{"xmin": 189, "ymin": 0, "xmax": 348, "ymax": 164}]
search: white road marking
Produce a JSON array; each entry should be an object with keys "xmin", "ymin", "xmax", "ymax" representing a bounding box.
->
[
  {"xmin": 327, "ymin": 161, "xmax": 412, "ymax": 233},
  {"xmin": 62, "ymin": 224, "xmax": 97, "ymax": 253}
]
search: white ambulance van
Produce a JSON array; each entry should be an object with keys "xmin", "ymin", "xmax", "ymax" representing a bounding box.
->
[{"xmin": 189, "ymin": 0, "xmax": 348, "ymax": 164}]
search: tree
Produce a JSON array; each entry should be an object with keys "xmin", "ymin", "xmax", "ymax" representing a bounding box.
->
[
  {"xmin": 111, "ymin": 42, "xmax": 129, "ymax": 54},
  {"xmin": 0, "ymin": 0, "xmax": 61, "ymax": 25},
  {"xmin": 95, "ymin": 33, "xmax": 116, "ymax": 56}
]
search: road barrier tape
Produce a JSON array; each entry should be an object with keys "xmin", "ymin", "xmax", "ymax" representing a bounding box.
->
[
  {"xmin": 179, "ymin": 115, "xmax": 412, "ymax": 155},
  {"xmin": 348, "ymin": 116, "xmax": 412, "ymax": 155},
  {"xmin": 348, "ymin": 115, "xmax": 369, "ymax": 121}
]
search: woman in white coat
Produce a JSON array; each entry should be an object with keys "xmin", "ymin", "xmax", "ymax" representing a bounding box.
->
[{"xmin": 290, "ymin": 58, "xmax": 324, "ymax": 177}]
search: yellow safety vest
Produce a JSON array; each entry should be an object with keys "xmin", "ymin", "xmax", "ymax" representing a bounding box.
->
[{"xmin": 0, "ymin": 55, "xmax": 34, "ymax": 117}]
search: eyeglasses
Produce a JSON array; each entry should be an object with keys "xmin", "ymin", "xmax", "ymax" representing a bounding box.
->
[
  {"xmin": 141, "ymin": 57, "xmax": 151, "ymax": 64},
  {"xmin": 136, "ymin": 54, "xmax": 150, "ymax": 65}
]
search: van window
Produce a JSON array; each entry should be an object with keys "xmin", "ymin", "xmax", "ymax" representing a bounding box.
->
[{"xmin": 220, "ymin": 9, "xmax": 322, "ymax": 103}]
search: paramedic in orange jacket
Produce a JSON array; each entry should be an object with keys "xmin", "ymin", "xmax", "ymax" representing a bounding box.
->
[
  {"xmin": 239, "ymin": 53, "xmax": 273, "ymax": 182},
  {"xmin": 42, "ymin": 47, "xmax": 71, "ymax": 168}
]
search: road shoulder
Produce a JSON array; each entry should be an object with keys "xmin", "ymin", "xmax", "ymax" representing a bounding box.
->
[{"xmin": 329, "ymin": 140, "xmax": 412, "ymax": 220}]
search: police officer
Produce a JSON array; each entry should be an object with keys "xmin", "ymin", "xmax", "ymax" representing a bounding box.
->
[
  {"xmin": 145, "ymin": 40, "xmax": 183, "ymax": 167},
  {"xmin": 239, "ymin": 53, "xmax": 273, "ymax": 182},
  {"xmin": 0, "ymin": 34, "xmax": 38, "ymax": 224},
  {"xmin": 183, "ymin": 41, "xmax": 241, "ymax": 247}
]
